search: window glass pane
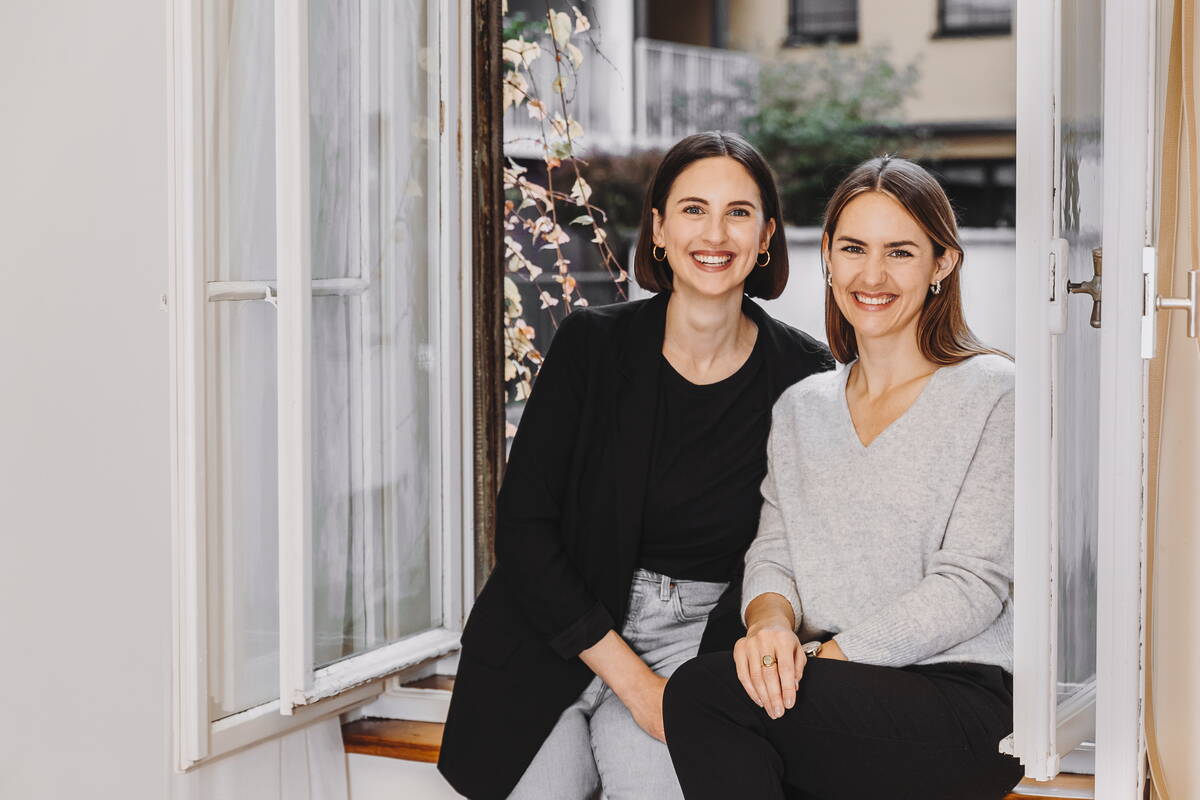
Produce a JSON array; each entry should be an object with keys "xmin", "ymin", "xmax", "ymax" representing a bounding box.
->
[
  {"xmin": 205, "ymin": 0, "xmax": 280, "ymax": 722},
  {"xmin": 791, "ymin": 0, "xmax": 858, "ymax": 38},
  {"xmin": 942, "ymin": 0, "xmax": 1012, "ymax": 31},
  {"xmin": 1055, "ymin": 0, "xmax": 1100, "ymax": 704},
  {"xmin": 309, "ymin": 0, "xmax": 438, "ymax": 670},
  {"xmin": 209, "ymin": 0, "xmax": 275, "ymax": 282},
  {"xmin": 206, "ymin": 300, "xmax": 280, "ymax": 721}
]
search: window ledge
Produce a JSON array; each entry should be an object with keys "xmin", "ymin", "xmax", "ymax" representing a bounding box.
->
[
  {"xmin": 783, "ymin": 32, "xmax": 859, "ymax": 47},
  {"xmin": 343, "ymin": 718, "xmax": 444, "ymax": 763},
  {"xmin": 932, "ymin": 26, "xmax": 1012, "ymax": 39}
]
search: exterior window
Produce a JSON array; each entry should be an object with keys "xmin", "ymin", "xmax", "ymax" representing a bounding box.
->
[
  {"xmin": 171, "ymin": 0, "xmax": 471, "ymax": 768},
  {"xmin": 785, "ymin": 0, "xmax": 858, "ymax": 46},
  {"xmin": 937, "ymin": 0, "xmax": 1013, "ymax": 36}
]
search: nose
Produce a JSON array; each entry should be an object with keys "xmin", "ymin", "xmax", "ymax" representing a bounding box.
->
[
  {"xmin": 860, "ymin": 252, "xmax": 888, "ymax": 287},
  {"xmin": 701, "ymin": 211, "xmax": 727, "ymax": 246}
]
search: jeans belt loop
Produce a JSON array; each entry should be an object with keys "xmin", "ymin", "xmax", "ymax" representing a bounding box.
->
[{"xmin": 659, "ymin": 574, "xmax": 671, "ymax": 602}]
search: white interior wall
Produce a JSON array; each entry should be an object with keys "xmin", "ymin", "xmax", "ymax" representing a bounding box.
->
[{"xmin": 0, "ymin": 3, "xmax": 350, "ymax": 799}]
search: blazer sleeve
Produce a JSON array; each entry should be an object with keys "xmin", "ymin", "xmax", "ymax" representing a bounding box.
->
[
  {"xmin": 493, "ymin": 309, "xmax": 616, "ymax": 660},
  {"xmin": 833, "ymin": 389, "xmax": 1015, "ymax": 667}
]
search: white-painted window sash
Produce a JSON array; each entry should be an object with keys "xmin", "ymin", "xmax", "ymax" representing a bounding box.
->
[
  {"xmin": 1014, "ymin": 0, "xmax": 1152, "ymax": 788},
  {"xmin": 170, "ymin": 0, "xmax": 474, "ymax": 767},
  {"xmin": 275, "ymin": 0, "xmax": 470, "ymax": 715},
  {"xmin": 1012, "ymin": 0, "xmax": 1062, "ymax": 779}
]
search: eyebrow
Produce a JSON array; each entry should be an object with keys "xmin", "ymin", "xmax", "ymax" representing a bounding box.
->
[
  {"xmin": 836, "ymin": 236, "xmax": 921, "ymax": 248},
  {"xmin": 676, "ymin": 197, "xmax": 758, "ymax": 208}
]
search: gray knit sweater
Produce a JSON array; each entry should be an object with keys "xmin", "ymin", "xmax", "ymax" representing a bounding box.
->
[{"xmin": 741, "ymin": 354, "xmax": 1015, "ymax": 672}]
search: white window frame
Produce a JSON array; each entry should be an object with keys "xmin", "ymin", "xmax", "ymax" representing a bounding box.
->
[
  {"xmin": 168, "ymin": 0, "xmax": 475, "ymax": 770},
  {"xmin": 1012, "ymin": 0, "xmax": 1152, "ymax": 791}
]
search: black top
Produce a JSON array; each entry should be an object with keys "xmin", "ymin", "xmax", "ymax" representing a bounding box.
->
[
  {"xmin": 438, "ymin": 293, "xmax": 834, "ymax": 800},
  {"xmin": 640, "ymin": 332, "xmax": 771, "ymax": 581}
]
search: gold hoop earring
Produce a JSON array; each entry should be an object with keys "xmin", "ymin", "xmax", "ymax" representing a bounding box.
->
[
  {"xmin": 826, "ymin": 272, "xmax": 833, "ymax": 288},
  {"xmin": 930, "ymin": 279, "xmax": 942, "ymax": 295},
  {"xmin": 756, "ymin": 250, "xmax": 771, "ymax": 267},
  {"xmin": 652, "ymin": 245, "xmax": 667, "ymax": 262}
]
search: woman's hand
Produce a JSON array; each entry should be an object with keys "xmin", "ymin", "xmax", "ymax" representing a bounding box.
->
[
  {"xmin": 579, "ymin": 630, "xmax": 668, "ymax": 742},
  {"xmin": 736, "ymin": 592, "xmax": 804, "ymax": 719},
  {"xmin": 619, "ymin": 671, "xmax": 669, "ymax": 742}
]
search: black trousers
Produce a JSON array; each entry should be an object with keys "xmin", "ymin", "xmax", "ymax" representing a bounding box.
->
[{"xmin": 663, "ymin": 653, "xmax": 1025, "ymax": 800}]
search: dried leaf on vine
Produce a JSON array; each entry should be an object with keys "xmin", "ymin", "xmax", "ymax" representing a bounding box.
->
[
  {"xmin": 503, "ymin": 37, "xmax": 542, "ymax": 67},
  {"xmin": 547, "ymin": 10, "xmax": 573, "ymax": 46},
  {"xmin": 502, "ymin": 70, "xmax": 529, "ymax": 112},
  {"xmin": 572, "ymin": 6, "xmax": 591, "ymax": 32}
]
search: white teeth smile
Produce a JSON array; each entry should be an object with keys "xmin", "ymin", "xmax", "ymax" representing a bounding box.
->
[
  {"xmin": 854, "ymin": 293, "xmax": 896, "ymax": 306},
  {"xmin": 694, "ymin": 254, "xmax": 732, "ymax": 265}
]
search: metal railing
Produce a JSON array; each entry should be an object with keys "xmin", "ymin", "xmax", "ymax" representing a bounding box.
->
[
  {"xmin": 504, "ymin": 38, "xmax": 759, "ymax": 157},
  {"xmin": 634, "ymin": 38, "xmax": 759, "ymax": 150}
]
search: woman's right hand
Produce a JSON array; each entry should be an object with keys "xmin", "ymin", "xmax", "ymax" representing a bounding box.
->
[
  {"xmin": 620, "ymin": 671, "xmax": 668, "ymax": 743},
  {"xmin": 735, "ymin": 594, "xmax": 805, "ymax": 719}
]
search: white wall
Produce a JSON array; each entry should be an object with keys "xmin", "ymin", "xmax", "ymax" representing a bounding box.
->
[
  {"xmin": 760, "ymin": 228, "xmax": 1016, "ymax": 356},
  {"xmin": 0, "ymin": 3, "xmax": 349, "ymax": 798}
]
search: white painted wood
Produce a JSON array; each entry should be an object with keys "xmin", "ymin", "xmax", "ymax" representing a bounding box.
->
[
  {"xmin": 207, "ymin": 278, "xmax": 368, "ymax": 302},
  {"xmin": 454, "ymin": 0, "xmax": 476, "ymax": 613},
  {"xmin": 304, "ymin": 628, "xmax": 461, "ymax": 704},
  {"xmin": 275, "ymin": 0, "xmax": 315, "ymax": 715},
  {"xmin": 206, "ymin": 681, "xmax": 380, "ymax": 763},
  {"xmin": 359, "ymin": 686, "xmax": 452, "ymax": 724},
  {"xmin": 347, "ymin": 754, "xmax": 465, "ymax": 800},
  {"xmin": 1013, "ymin": 0, "xmax": 1062, "ymax": 779},
  {"xmin": 1096, "ymin": 0, "xmax": 1154, "ymax": 796},
  {"xmin": 169, "ymin": 0, "xmax": 211, "ymax": 769}
]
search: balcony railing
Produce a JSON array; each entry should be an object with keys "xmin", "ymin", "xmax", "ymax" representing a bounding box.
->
[
  {"xmin": 634, "ymin": 39, "xmax": 759, "ymax": 150},
  {"xmin": 504, "ymin": 38, "xmax": 759, "ymax": 158}
]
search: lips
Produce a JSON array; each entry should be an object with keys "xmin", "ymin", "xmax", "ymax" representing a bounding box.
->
[
  {"xmin": 690, "ymin": 251, "xmax": 735, "ymax": 272},
  {"xmin": 851, "ymin": 291, "xmax": 897, "ymax": 310}
]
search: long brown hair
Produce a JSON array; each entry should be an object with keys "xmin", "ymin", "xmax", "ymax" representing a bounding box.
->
[
  {"xmin": 821, "ymin": 156, "xmax": 1005, "ymax": 364},
  {"xmin": 634, "ymin": 131, "xmax": 789, "ymax": 299}
]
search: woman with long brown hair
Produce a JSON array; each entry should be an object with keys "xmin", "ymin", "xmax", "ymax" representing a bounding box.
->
[{"xmin": 663, "ymin": 156, "xmax": 1025, "ymax": 799}]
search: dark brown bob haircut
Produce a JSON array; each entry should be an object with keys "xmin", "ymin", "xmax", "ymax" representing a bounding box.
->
[
  {"xmin": 634, "ymin": 131, "xmax": 789, "ymax": 299},
  {"xmin": 821, "ymin": 155, "xmax": 1005, "ymax": 365}
]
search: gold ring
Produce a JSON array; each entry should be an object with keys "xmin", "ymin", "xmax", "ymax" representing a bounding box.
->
[{"xmin": 761, "ymin": 654, "xmax": 777, "ymax": 669}]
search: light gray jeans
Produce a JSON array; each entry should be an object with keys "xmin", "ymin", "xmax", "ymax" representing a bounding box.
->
[{"xmin": 508, "ymin": 569, "xmax": 728, "ymax": 800}]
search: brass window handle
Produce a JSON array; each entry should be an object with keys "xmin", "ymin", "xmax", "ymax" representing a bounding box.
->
[{"xmin": 1067, "ymin": 247, "xmax": 1103, "ymax": 329}]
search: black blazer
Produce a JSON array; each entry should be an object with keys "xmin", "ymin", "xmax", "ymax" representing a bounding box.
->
[{"xmin": 438, "ymin": 292, "xmax": 833, "ymax": 799}]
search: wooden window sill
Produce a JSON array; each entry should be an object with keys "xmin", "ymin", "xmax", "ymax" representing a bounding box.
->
[{"xmin": 342, "ymin": 678, "xmax": 1094, "ymax": 799}]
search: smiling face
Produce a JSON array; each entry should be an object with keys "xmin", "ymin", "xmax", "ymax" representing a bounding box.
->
[
  {"xmin": 651, "ymin": 156, "xmax": 776, "ymax": 301},
  {"xmin": 824, "ymin": 191, "xmax": 958, "ymax": 347}
]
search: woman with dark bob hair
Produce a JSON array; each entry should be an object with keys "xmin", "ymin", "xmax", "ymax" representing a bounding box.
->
[
  {"xmin": 662, "ymin": 156, "xmax": 1025, "ymax": 798},
  {"xmin": 438, "ymin": 131, "xmax": 833, "ymax": 798}
]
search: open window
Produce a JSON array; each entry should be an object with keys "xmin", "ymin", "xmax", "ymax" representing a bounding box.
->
[{"xmin": 168, "ymin": 0, "xmax": 475, "ymax": 768}]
